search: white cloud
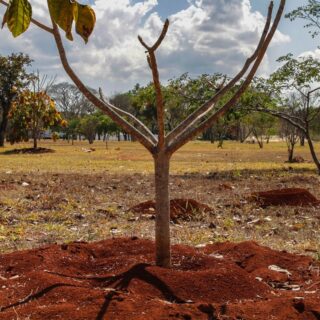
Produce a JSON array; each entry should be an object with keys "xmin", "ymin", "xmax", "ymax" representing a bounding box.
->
[
  {"xmin": 0, "ymin": 0, "xmax": 290, "ymax": 94},
  {"xmin": 299, "ymin": 48, "xmax": 320, "ymax": 60}
]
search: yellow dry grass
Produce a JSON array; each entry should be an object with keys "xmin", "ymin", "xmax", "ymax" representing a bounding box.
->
[
  {"xmin": 0, "ymin": 139, "xmax": 319, "ymax": 258},
  {"xmin": 0, "ymin": 139, "xmax": 318, "ymax": 174}
]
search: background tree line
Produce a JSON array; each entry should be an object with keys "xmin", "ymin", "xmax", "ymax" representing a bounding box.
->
[{"xmin": 1, "ymin": 52, "xmax": 320, "ymax": 168}]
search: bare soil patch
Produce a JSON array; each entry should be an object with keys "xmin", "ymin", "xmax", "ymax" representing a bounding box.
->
[
  {"xmin": 0, "ymin": 238, "xmax": 319, "ymax": 319},
  {"xmin": 128, "ymin": 198, "xmax": 213, "ymax": 221},
  {"xmin": 250, "ymin": 188, "xmax": 320, "ymax": 207},
  {"xmin": 3, "ymin": 147, "xmax": 55, "ymax": 155}
]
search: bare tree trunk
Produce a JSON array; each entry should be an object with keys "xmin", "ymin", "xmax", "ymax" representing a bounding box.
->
[
  {"xmin": 266, "ymin": 136, "xmax": 270, "ymax": 144},
  {"xmin": 0, "ymin": 110, "xmax": 9, "ymax": 147},
  {"xmin": 33, "ymin": 136, "xmax": 37, "ymax": 149},
  {"xmin": 288, "ymin": 144, "xmax": 294, "ymax": 162},
  {"xmin": 240, "ymin": 129, "xmax": 252, "ymax": 143},
  {"xmin": 154, "ymin": 152, "xmax": 171, "ymax": 268},
  {"xmin": 255, "ymin": 136, "xmax": 263, "ymax": 148},
  {"xmin": 306, "ymin": 133, "xmax": 320, "ymax": 174}
]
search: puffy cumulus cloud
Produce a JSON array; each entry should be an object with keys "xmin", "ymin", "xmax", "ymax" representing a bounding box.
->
[
  {"xmin": 0, "ymin": 0, "xmax": 290, "ymax": 93},
  {"xmin": 160, "ymin": 0, "xmax": 290, "ymax": 77}
]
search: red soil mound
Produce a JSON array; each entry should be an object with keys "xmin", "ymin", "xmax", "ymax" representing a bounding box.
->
[
  {"xmin": 0, "ymin": 238, "xmax": 319, "ymax": 319},
  {"xmin": 250, "ymin": 188, "xmax": 320, "ymax": 207},
  {"xmin": 129, "ymin": 198, "xmax": 213, "ymax": 221}
]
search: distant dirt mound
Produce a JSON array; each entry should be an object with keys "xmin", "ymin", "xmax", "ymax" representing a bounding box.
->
[
  {"xmin": 129, "ymin": 198, "xmax": 213, "ymax": 221},
  {"xmin": 250, "ymin": 188, "xmax": 320, "ymax": 207},
  {"xmin": 3, "ymin": 147, "xmax": 54, "ymax": 155},
  {"xmin": 0, "ymin": 238, "xmax": 319, "ymax": 320}
]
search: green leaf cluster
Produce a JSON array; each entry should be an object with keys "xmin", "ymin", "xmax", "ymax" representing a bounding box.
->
[
  {"xmin": 2, "ymin": 0, "xmax": 96, "ymax": 42},
  {"xmin": 286, "ymin": 0, "xmax": 320, "ymax": 38}
]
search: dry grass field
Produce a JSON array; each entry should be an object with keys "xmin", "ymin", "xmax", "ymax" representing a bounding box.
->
[{"xmin": 0, "ymin": 140, "xmax": 319, "ymax": 259}]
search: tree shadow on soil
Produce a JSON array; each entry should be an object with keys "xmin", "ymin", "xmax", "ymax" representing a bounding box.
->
[
  {"xmin": 46, "ymin": 263, "xmax": 216, "ymax": 320},
  {"xmin": 0, "ymin": 264, "xmax": 217, "ymax": 319},
  {"xmin": 0, "ymin": 283, "xmax": 82, "ymax": 312},
  {"xmin": 1, "ymin": 147, "xmax": 55, "ymax": 155},
  {"xmin": 95, "ymin": 263, "xmax": 217, "ymax": 320},
  {"xmin": 94, "ymin": 263, "xmax": 185, "ymax": 320}
]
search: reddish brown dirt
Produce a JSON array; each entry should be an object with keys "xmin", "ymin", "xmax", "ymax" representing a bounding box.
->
[
  {"xmin": 0, "ymin": 238, "xmax": 319, "ymax": 319},
  {"xmin": 250, "ymin": 188, "xmax": 320, "ymax": 207},
  {"xmin": 128, "ymin": 198, "xmax": 213, "ymax": 221}
]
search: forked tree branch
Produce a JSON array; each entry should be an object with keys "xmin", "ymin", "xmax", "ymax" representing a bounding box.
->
[
  {"xmin": 0, "ymin": 0, "xmax": 53, "ymax": 34},
  {"xmin": 167, "ymin": 0, "xmax": 285, "ymax": 154},
  {"xmin": 98, "ymin": 88, "xmax": 157, "ymax": 144},
  {"xmin": 165, "ymin": 1, "xmax": 274, "ymax": 144},
  {"xmin": 138, "ymin": 19, "xmax": 169, "ymax": 150},
  {"xmin": 49, "ymin": 18, "xmax": 156, "ymax": 153}
]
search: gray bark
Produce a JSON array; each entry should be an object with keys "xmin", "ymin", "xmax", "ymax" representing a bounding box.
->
[
  {"xmin": 154, "ymin": 153, "xmax": 171, "ymax": 268},
  {"xmin": 306, "ymin": 133, "xmax": 320, "ymax": 174},
  {"xmin": 0, "ymin": 109, "xmax": 9, "ymax": 147}
]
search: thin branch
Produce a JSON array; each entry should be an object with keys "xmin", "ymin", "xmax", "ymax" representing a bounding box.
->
[
  {"xmin": 292, "ymin": 84, "xmax": 308, "ymax": 99},
  {"xmin": 49, "ymin": 17, "xmax": 156, "ymax": 153},
  {"xmin": 0, "ymin": 0, "xmax": 53, "ymax": 34},
  {"xmin": 307, "ymin": 106, "xmax": 320, "ymax": 123},
  {"xmin": 98, "ymin": 88, "xmax": 157, "ymax": 144},
  {"xmin": 255, "ymin": 106, "xmax": 307, "ymax": 133},
  {"xmin": 308, "ymin": 86, "xmax": 320, "ymax": 95},
  {"xmin": 167, "ymin": 0, "xmax": 286, "ymax": 154},
  {"xmin": 138, "ymin": 19, "xmax": 169, "ymax": 150},
  {"xmin": 165, "ymin": 1, "xmax": 274, "ymax": 144},
  {"xmin": 138, "ymin": 19, "xmax": 169, "ymax": 52},
  {"xmin": 247, "ymin": 103, "xmax": 307, "ymax": 124}
]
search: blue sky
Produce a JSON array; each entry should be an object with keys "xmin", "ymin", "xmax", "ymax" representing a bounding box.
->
[{"xmin": 0, "ymin": 0, "xmax": 318, "ymax": 94}]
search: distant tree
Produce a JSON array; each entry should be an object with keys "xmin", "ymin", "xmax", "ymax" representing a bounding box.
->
[
  {"xmin": 78, "ymin": 115, "xmax": 99, "ymax": 144},
  {"xmin": 242, "ymin": 112, "xmax": 277, "ymax": 148},
  {"xmin": 94, "ymin": 111, "xmax": 116, "ymax": 141},
  {"xmin": 65, "ymin": 118, "xmax": 80, "ymax": 144},
  {"xmin": 0, "ymin": 53, "xmax": 32, "ymax": 147},
  {"xmin": 9, "ymin": 89, "xmax": 66, "ymax": 149},
  {"xmin": 254, "ymin": 55, "xmax": 320, "ymax": 173},
  {"xmin": 48, "ymin": 82, "xmax": 96, "ymax": 119},
  {"xmin": 280, "ymin": 119, "xmax": 300, "ymax": 162}
]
